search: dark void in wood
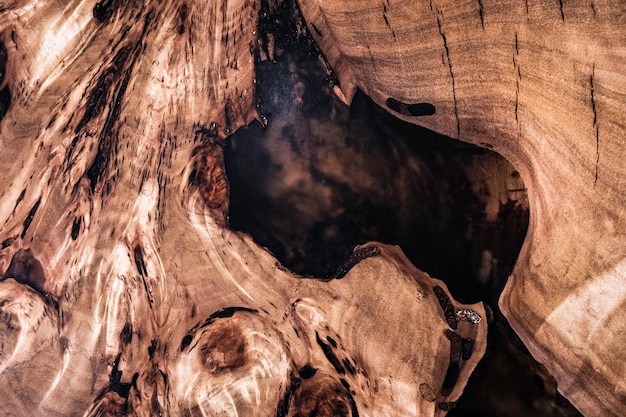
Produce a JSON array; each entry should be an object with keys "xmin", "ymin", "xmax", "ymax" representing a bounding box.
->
[
  {"xmin": 0, "ymin": 86, "xmax": 10, "ymax": 123},
  {"xmin": 92, "ymin": 0, "xmax": 123, "ymax": 22},
  {"xmin": 1, "ymin": 236, "xmax": 16, "ymax": 248},
  {"xmin": 201, "ymin": 306, "xmax": 258, "ymax": 327},
  {"xmin": 148, "ymin": 339, "xmax": 157, "ymax": 359},
  {"xmin": 441, "ymin": 329, "xmax": 462, "ymax": 396},
  {"xmin": 331, "ymin": 245, "xmax": 381, "ymax": 279},
  {"xmin": 386, "ymin": 98, "xmax": 436, "ymax": 117},
  {"xmin": 276, "ymin": 378, "xmax": 300, "ymax": 417},
  {"xmin": 176, "ymin": 3, "xmax": 189, "ymax": 35},
  {"xmin": 315, "ymin": 331, "xmax": 345, "ymax": 374},
  {"xmin": 346, "ymin": 389, "xmax": 360, "ymax": 417},
  {"xmin": 433, "ymin": 286, "xmax": 457, "ymax": 329},
  {"xmin": 445, "ymin": 329, "xmax": 462, "ymax": 362},
  {"xmin": 108, "ymin": 353, "xmax": 138, "ymax": 399},
  {"xmin": 461, "ymin": 338, "xmax": 474, "ymax": 360},
  {"xmin": 21, "ymin": 199, "xmax": 41, "ymax": 238},
  {"xmin": 298, "ymin": 364, "xmax": 317, "ymax": 379},
  {"xmin": 342, "ymin": 358, "xmax": 356, "ymax": 375},
  {"xmin": 83, "ymin": 45, "xmax": 135, "ymax": 192},
  {"xmin": 326, "ymin": 335, "xmax": 338, "ymax": 348},
  {"xmin": 441, "ymin": 363, "xmax": 460, "ymax": 397},
  {"xmin": 133, "ymin": 244, "xmax": 148, "ymax": 276},
  {"xmin": 71, "ymin": 217, "xmax": 81, "ymax": 240},
  {"xmin": 180, "ymin": 334, "xmax": 193, "ymax": 352}
]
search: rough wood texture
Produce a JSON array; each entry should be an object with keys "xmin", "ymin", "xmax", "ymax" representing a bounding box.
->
[
  {"xmin": 0, "ymin": 1, "xmax": 486, "ymax": 416},
  {"xmin": 297, "ymin": 1, "xmax": 626, "ymax": 416}
]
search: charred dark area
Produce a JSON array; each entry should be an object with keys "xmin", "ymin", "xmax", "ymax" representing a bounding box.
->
[
  {"xmin": 224, "ymin": 2, "xmax": 583, "ymax": 416},
  {"xmin": 434, "ymin": 285, "xmax": 458, "ymax": 330},
  {"xmin": 316, "ymin": 331, "xmax": 345, "ymax": 375},
  {"xmin": 386, "ymin": 98, "xmax": 436, "ymax": 117},
  {"xmin": 298, "ymin": 364, "xmax": 317, "ymax": 379},
  {"xmin": 92, "ymin": 0, "xmax": 124, "ymax": 23},
  {"xmin": 0, "ymin": 85, "xmax": 10, "ymax": 122},
  {"xmin": 21, "ymin": 198, "xmax": 40, "ymax": 238},
  {"xmin": 228, "ymin": 2, "xmax": 528, "ymax": 305},
  {"xmin": 330, "ymin": 245, "xmax": 380, "ymax": 279}
]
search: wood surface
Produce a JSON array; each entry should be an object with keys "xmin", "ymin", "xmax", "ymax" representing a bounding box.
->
[
  {"xmin": 297, "ymin": 1, "xmax": 626, "ymax": 416},
  {"xmin": 0, "ymin": 1, "xmax": 487, "ymax": 416}
]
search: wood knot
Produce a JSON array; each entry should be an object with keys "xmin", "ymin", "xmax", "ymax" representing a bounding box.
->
[
  {"xmin": 294, "ymin": 378, "xmax": 353, "ymax": 417},
  {"xmin": 199, "ymin": 324, "xmax": 246, "ymax": 373},
  {"xmin": 189, "ymin": 142, "xmax": 229, "ymax": 222}
]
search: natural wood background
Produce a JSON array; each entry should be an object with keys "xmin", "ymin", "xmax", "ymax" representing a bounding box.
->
[
  {"xmin": 298, "ymin": 1, "xmax": 626, "ymax": 416},
  {"xmin": 0, "ymin": 1, "xmax": 488, "ymax": 416}
]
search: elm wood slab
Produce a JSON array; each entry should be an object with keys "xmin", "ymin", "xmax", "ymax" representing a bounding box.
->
[
  {"xmin": 0, "ymin": 1, "xmax": 486, "ymax": 416},
  {"xmin": 297, "ymin": 1, "xmax": 626, "ymax": 416}
]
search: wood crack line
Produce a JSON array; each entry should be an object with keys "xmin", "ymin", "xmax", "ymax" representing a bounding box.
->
[
  {"xmin": 514, "ymin": 33, "xmax": 519, "ymax": 121},
  {"xmin": 382, "ymin": 2, "xmax": 397, "ymax": 39},
  {"xmin": 436, "ymin": 10, "xmax": 460, "ymax": 139},
  {"xmin": 591, "ymin": 63, "xmax": 599, "ymax": 186},
  {"xmin": 514, "ymin": 32, "xmax": 521, "ymax": 144}
]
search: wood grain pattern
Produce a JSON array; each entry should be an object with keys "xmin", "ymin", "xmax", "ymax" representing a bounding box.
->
[
  {"xmin": 297, "ymin": 1, "xmax": 626, "ymax": 416},
  {"xmin": 0, "ymin": 1, "xmax": 486, "ymax": 416}
]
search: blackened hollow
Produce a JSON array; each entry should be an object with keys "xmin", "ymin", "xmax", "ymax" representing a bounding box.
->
[
  {"xmin": 276, "ymin": 378, "xmax": 300, "ymax": 417},
  {"xmin": 71, "ymin": 217, "xmax": 81, "ymax": 240},
  {"xmin": 331, "ymin": 245, "xmax": 380, "ymax": 279},
  {"xmin": 108, "ymin": 353, "xmax": 137, "ymax": 399},
  {"xmin": 315, "ymin": 332, "xmax": 345, "ymax": 375},
  {"xmin": 226, "ymin": 58, "xmax": 528, "ymax": 303},
  {"xmin": 386, "ymin": 97, "xmax": 436, "ymax": 117},
  {"xmin": 221, "ymin": 3, "xmax": 575, "ymax": 417},
  {"xmin": 21, "ymin": 199, "xmax": 41, "ymax": 238},
  {"xmin": 201, "ymin": 306, "xmax": 258, "ymax": 328},
  {"xmin": 93, "ymin": 0, "xmax": 122, "ymax": 22},
  {"xmin": 434, "ymin": 286, "xmax": 458, "ymax": 329},
  {"xmin": 180, "ymin": 334, "xmax": 193, "ymax": 352},
  {"xmin": 298, "ymin": 364, "xmax": 317, "ymax": 379},
  {"xmin": 0, "ymin": 86, "xmax": 9, "ymax": 123}
]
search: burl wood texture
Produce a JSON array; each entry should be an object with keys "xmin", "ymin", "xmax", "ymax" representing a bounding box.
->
[
  {"xmin": 0, "ymin": 1, "xmax": 486, "ymax": 416},
  {"xmin": 297, "ymin": 1, "xmax": 626, "ymax": 416}
]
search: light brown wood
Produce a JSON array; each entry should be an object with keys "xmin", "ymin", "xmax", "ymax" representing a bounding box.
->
[
  {"xmin": 0, "ymin": 1, "xmax": 486, "ymax": 416},
  {"xmin": 297, "ymin": 1, "xmax": 626, "ymax": 416}
]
